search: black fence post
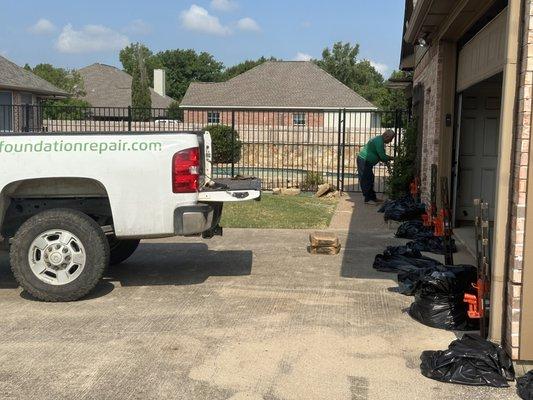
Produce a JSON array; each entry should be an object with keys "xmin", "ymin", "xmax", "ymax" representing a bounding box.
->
[
  {"xmin": 127, "ymin": 106, "xmax": 132, "ymax": 132},
  {"xmin": 341, "ymin": 108, "xmax": 347, "ymax": 192},
  {"xmin": 231, "ymin": 110, "xmax": 235, "ymax": 177},
  {"xmin": 24, "ymin": 104, "xmax": 30, "ymax": 132},
  {"xmin": 336, "ymin": 109, "xmax": 342, "ymax": 190}
]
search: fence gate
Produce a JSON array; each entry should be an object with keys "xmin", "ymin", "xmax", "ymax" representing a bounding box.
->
[{"xmin": 182, "ymin": 108, "xmax": 407, "ymax": 193}]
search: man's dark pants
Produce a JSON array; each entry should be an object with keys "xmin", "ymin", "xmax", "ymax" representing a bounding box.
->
[{"xmin": 357, "ymin": 156, "xmax": 377, "ymax": 202}]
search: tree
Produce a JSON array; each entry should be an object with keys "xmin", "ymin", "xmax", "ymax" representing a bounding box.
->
[
  {"xmin": 119, "ymin": 43, "xmax": 161, "ymax": 86},
  {"xmin": 222, "ymin": 56, "xmax": 278, "ymax": 80},
  {"xmin": 315, "ymin": 41, "xmax": 407, "ymax": 111},
  {"xmin": 131, "ymin": 47, "xmax": 152, "ymax": 121},
  {"xmin": 25, "ymin": 63, "xmax": 91, "ymax": 119},
  {"xmin": 25, "ymin": 63, "xmax": 86, "ymax": 96},
  {"xmin": 154, "ymin": 49, "xmax": 224, "ymax": 100}
]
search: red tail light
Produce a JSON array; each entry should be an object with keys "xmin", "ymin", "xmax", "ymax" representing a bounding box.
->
[{"xmin": 172, "ymin": 147, "xmax": 200, "ymax": 193}]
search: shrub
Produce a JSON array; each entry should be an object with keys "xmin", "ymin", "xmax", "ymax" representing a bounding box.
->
[
  {"xmin": 167, "ymin": 101, "xmax": 183, "ymax": 120},
  {"xmin": 203, "ymin": 124, "xmax": 242, "ymax": 163},
  {"xmin": 300, "ymin": 171, "xmax": 325, "ymax": 191},
  {"xmin": 386, "ymin": 120, "xmax": 418, "ymax": 199}
]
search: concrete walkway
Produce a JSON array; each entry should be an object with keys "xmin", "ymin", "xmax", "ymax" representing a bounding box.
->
[{"xmin": 0, "ymin": 196, "xmax": 518, "ymax": 400}]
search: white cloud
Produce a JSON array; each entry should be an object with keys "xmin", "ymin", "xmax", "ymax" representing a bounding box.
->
[
  {"xmin": 124, "ymin": 19, "xmax": 151, "ymax": 35},
  {"xmin": 210, "ymin": 0, "xmax": 237, "ymax": 12},
  {"xmin": 236, "ymin": 17, "xmax": 260, "ymax": 32},
  {"xmin": 294, "ymin": 52, "xmax": 313, "ymax": 61},
  {"xmin": 55, "ymin": 24, "xmax": 130, "ymax": 54},
  {"xmin": 28, "ymin": 18, "xmax": 56, "ymax": 35},
  {"xmin": 300, "ymin": 21, "xmax": 311, "ymax": 28},
  {"xmin": 369, "ymin": 60, "xmax": 389, "ymax": 76},
  {"xmin": 180, "ymin": 5, "xmax": 231, "ymax": 36},
  {"xmin": 0, "ymin": 50, "xmax": 8, "ymax": 57}
]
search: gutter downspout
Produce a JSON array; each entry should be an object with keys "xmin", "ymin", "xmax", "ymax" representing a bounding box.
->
[{"xmin": 489, "ymin": 0, "xmax": 522, "ymax": 344}]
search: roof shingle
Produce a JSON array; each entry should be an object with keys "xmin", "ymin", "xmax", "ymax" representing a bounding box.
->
[
  {"xmin": 78, "ymin": 63, "xmax": 175, "ymax": 109},
  {"xmin": 0, "ymin": 55, "xmax": 68, "ymax": 96},
  {"xmin": 181, "ymin": 61, "xmax": 376, "ymax": 109}
]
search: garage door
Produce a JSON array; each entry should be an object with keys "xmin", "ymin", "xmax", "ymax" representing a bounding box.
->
[{"xmin": 456, "ymin": 8, "xmax": 507, "ymax": 93}]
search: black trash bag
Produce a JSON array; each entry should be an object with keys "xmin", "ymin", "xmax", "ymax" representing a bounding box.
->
[
  {"xmin": 420, "ymin": 334, "xmax": 515, "ymax": 388},
  {"xmin": 398, "ymin": 264, "xmax": 473, "ymax": 296},
  {"xmin": 396, "ymin": 220, "xmax": 434, "ymax": 240},
  {"xmin": 408, "ymin": 265, "xmax": 478, "ymax": 330},
  {"xmin": 373, "ymin": 245, "xmax": 442, "ymax": 273},
  {"xmin": 378, "ymin": 196, "xmax": 426, "ymax": 222},
  {"xmin": 518, "ymin": 370, "xmax": 533, "ymax": 399},
  {"xmin": 407, "ymin": 236, "xmax": 458, "ymax": 255}
]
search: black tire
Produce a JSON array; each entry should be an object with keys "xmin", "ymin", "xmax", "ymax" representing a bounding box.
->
[
  {"xmin": 108, "ymin": 237, "xmax": 140, "ymax": 266},
  {"xmin": 10, "ymin": 208, "xmax": 109, "ymax": 302}
]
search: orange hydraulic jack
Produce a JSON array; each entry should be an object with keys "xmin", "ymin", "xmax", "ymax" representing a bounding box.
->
[
  {"xmin": 433, "ymin": 210, "xmax": 445, "ymax": 237},
  {"xmin": 464, "ymin": 279, "xmax": 488, "ymax": 319}
]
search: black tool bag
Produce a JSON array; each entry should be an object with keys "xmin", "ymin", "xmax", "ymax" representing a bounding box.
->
[{"xmin": 420, "ymin": 334, "xmax": 515, "ymax": 388}]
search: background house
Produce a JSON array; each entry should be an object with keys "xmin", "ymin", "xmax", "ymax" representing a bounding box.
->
[
  {"xmin": 78, "ymin": 63, "xmax": 174, "ymax": 111},
  {"xmin": 180, "ymin": 61, "xmax": 378, "ymax": 132},
  {"xmin": 0, "ymin": 55, "xmax": 67, "ymax": 131},
  {"xmin": 399, "ymin": 0, "xmax": 533, "ymax": 362}
]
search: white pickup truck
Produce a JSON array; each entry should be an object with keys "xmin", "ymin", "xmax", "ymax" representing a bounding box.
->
[{"xmin": 0, "ymin": 131, "xmax": 260, "ymax": 302}]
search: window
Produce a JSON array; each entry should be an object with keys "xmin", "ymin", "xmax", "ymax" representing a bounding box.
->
[
  {"xmin": 293, "ymin": 112, "xmax": 306, "ymax": 126},
  {"xmin": 0, "ymin": 91, "xmax": 13, "ymax": 132},
  {"xmin": 207, "ymin": 111, "xmax": 220, "ymax": 124}
]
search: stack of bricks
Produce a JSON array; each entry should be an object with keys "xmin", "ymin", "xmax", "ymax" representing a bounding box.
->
[{"xmin": 308, "ymin": 232, "xmax": 340, "ymax": 255}]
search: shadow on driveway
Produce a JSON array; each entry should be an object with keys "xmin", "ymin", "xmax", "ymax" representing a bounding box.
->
[{"xmin": 0, "ymin": 242, "xmax": 253, "ymax": 299}]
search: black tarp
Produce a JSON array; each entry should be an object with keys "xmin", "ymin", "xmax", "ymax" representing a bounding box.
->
[
  {"xmin": 373, "ymin": 245, "xmax": 442, "ymax": 273},
  {"xmin": 421, "ymin": 334, "xmax": 515, "ymax": 388},
  {"xmin": 378, "ymin": 196, "xmax": 426, "ymax": 222},
  {"xmin": 407, "ymin": 236, "xmax": 457, "ymax": 255},
  {"xmin": 518, "ymin": 371, "xmax": 533, "ymax": 399},
  {"xmin": 408, "ymin": 265, "xmax": 478, "ymax": 330},
  {"xmin": 396, "ymin": 220, "xmax": 434, "ymax": 240}
]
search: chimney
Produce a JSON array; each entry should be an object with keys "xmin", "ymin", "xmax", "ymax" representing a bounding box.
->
[{"xmin": 153, "ymin": 69, "xmax": 166, "ymax": 97}]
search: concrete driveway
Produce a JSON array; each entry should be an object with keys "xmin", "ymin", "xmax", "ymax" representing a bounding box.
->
[{"xmin": 0, "ymin": 196, "xmax": 519, "ymax": 400}]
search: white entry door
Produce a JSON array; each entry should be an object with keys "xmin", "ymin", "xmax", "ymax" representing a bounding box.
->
[{"xmin": 456, "ymin": 84, "xmax": 501, "ymax": 221}]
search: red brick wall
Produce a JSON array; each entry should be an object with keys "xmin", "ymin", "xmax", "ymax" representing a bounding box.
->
[{"xmin": 183, "ymin": 109, "xmax": 325, "ymax": 128}]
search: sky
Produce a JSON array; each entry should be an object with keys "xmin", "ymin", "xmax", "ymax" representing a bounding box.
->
[{"xmin": 0, "ymin": 0, "xmax": 404, "ymax": 77}]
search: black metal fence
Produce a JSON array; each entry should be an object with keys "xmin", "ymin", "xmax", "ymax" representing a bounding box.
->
[{"xmin": 0, "ymin": 104, "xmax": 408, "ymax": 192}]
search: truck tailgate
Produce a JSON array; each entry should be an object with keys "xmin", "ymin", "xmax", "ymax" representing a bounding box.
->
[{"xmin": 199, "ymin": 177, "xmax": 261, "ymax": 202}]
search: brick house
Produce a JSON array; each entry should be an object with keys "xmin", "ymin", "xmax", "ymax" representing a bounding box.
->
[
  {"xmin": 399, "ymin": 0, "xmax": 533, "ymax": 362},
  {"xmin": 0, "ymin": 55, "xmax": 67, "ymax": 131},
  {"xmin": 180, "ymin": 61, "xmax": 378, "ymax": 131}
]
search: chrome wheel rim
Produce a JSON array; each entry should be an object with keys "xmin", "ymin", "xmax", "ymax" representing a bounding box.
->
[{"xmin": 28, "ymin": 229, "xmax": 86, "ymax": 286}]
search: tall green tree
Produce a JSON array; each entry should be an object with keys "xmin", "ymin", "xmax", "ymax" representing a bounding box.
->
[
  {"xmin": 222, "ymin": 56, "xmax": 278, "ymax": 80},
  {"xmin": 131, "ymin": 47, "xmax": 152, "ymax": 121},
  {"xmin": 119, "ymin": 43, "xmax": 161, "ymax": 86},
  {"xmin": 154, "ymin": 49, "xmax": 224, "ymax": 101}
]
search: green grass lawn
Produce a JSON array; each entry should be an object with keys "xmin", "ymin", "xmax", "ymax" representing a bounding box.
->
[{"xmin": 220, "ymin": 193, "xmax": 338, "ymax": 229}]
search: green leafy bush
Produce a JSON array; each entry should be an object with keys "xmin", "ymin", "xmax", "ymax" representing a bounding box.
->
[
  {"xmin": 386, "ymin": 120, "xmax": 417, "ymax": 199},
  {"xmin": 300, "ymin": 171, "xmax": 325, "ymax": 191},
  {"xmin": 167, "ymin": 101, "xmax": 183, "ymax": 120},
  {"xmin": 203, "ymin": 124, "xmax": 242, "ymax": 163}
]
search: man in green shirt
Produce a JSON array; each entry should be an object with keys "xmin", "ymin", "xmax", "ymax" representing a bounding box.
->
[{"xmin": 357, "ymin": 130, "xmax": 396, "ymax": 205}]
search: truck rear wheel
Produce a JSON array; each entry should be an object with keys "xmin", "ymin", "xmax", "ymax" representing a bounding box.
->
[
  {"xmin": 9, "ymin": 209, "xmax": 109, "ymax": 302},
  {"xmin": 108, "ymin": 237, "xmax": 140, "ymax": 265}
]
